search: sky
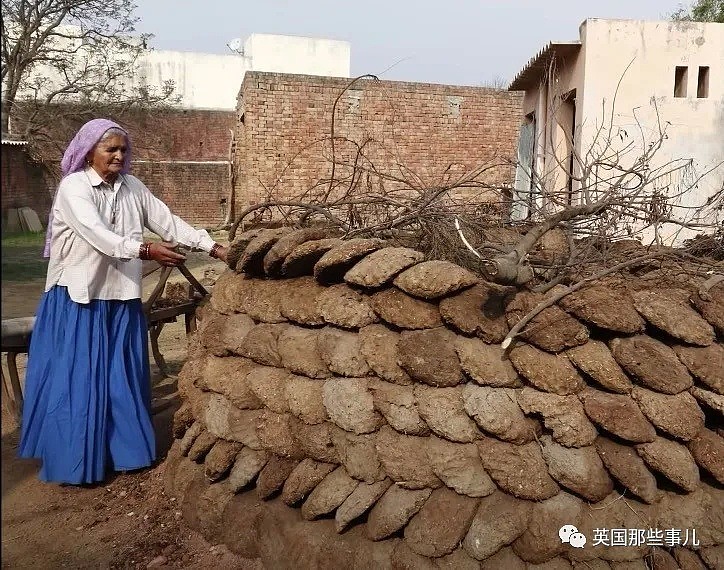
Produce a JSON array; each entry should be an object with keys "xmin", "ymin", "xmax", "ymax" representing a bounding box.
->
[{"xmin": 133, "ymin": 0, "xmax": 687, "ymax": 87}]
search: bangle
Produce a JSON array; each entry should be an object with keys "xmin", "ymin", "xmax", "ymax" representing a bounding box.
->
[
  {"xmin": 209, "ymin": 243, "xmax": 222, "ymax": 259},
  {"xmin": 139, "ymin": 242, "xmax": 151, "ymax": 260}
]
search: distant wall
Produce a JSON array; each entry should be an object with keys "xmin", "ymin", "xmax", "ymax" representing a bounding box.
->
[
  {"xmin": 121, "ymin": 34, "xmax": 351, "ymax": 110},
  {"xmin": 131, "ymin": 35, "xmax": 351, "ymax": 110},
  {"xmin": 16, "ymin": 28, "xmax": 352, "ymax": 111},
  {"xmin": 3, "ymin": 107, "xmax": 236, "ymax": 228},
  {"xmin": 126, "ymin": 108, "xmax": 234, "ymax": 161},
  {"xmin": 133, "ymin": 161, "xmax": 230, "ymax": 228},
  {"xmin": 5, "ymin": 72, "xmax": 526, "ymax": 230},
  {"xmin": 0, "ymin": 144, "xmax": 54, "ymax": 228},
  {"xmin": 581, "ymin": 19, "xmax": 724, "ymax": 244},
  {"xmin": 243, "ymin": 34, "xmax": 351, "ymax": 81},
  {"xmin": 234, "ymin": 72, "xmax": 524, "ymax": 217},
  {"xmin": 126, "ymin": 108, "xmax": 235, "ymax": 228}
]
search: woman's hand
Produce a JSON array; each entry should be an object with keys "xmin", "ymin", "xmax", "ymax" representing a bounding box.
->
[
  {"xmin": 149, "ymin": 242, "xmax": 187, "ymax": 266},
  {"xmin": 213, "ymin": 245, "xmax": 229, "ymax": 263}
]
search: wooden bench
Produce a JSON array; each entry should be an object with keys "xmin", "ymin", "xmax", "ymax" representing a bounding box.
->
[
  {"xmin": 0, "ymin": 317, "xmax": 35, "ymax": 422},
  {"xmin": 1, "ymin": 262, "xmax": 209, "ymax": 421}
]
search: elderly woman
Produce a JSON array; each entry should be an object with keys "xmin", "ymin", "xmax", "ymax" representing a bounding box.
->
[{"xmin": 18, "ymin": 118, "xmax": 228, "ymax": 485}]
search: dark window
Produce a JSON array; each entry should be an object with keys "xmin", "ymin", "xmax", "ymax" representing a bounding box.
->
[
  {"xmin": 697, "ymin": 66, "xmax": 710, "ymax": 98},
  {"xmin": 674, "ymin": 66, "xmax": 688, "ymax": 98},
  {"xmin": 561, "ymin": 90, "xmax": 577, "ymax": 205}
]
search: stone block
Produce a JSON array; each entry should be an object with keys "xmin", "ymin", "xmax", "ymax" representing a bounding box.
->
[
  {"xmin": 317, "ymin": 284, "xmax": 378, "ymax": 329},
  {"xmin": 323, "ymin": 377, "xmax": 384, "ymax": 434},
  {"xmin": 415, "ymin": 385, "xmax": 481, "ymax": 443},
  {"xmin": 393, "ymin": 260, "xmax": 478, "ymax": 300},
  {"xmin": 369, "ymin": 288, "xmax": 443, "ymax": 330},
  {"xmin": 476, "ymin": 436, "xmax": 559, "ymax": 501},
  {"xmin": 344, "ymin": 247, "xmax": 424, "ymax": 288},
  {"xmin": 398, "ymin": 328, "xmax": 463, "ymax": 387}
]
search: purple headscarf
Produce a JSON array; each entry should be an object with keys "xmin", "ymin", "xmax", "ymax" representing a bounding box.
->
[{"xmin": 43, "ymin": 119, "xmax": 132, "ymax": 257}]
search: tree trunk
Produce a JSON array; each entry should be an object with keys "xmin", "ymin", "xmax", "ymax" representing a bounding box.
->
[
  {"xmin": 1, "ymin": 97, "xmax": 11, "ymax": 135},
  {"xmin": 486, "ymin": 200, "xmax": 610, "ymax": 285}
]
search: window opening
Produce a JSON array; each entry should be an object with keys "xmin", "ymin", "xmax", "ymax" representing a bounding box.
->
[
  {"xmin": 697, "ymin": 66, "xmax": 709, "ymax": 98},
  {"xmin": 512, "ymin": 112, "xmax": 536, "ymax": 221},
  {"xmin": 674, "ymin": 66, "xmax": 688, "ymax": 98}
]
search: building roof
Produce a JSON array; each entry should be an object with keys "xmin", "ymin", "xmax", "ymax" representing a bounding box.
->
[
  {"xmin": 508, "ymin": 41, "xmax": 581, "ymax": 91},
  {"xmin": 1, "ymin": 139, "xmax": 28, "ymax": 146}
]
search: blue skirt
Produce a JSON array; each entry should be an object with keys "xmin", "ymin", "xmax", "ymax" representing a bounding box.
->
[{"xmin": 18, "ymin": 286, "xmax": 156, "ymax": 484}]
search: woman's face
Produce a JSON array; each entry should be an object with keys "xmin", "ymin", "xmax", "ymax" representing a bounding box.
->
[{"xmin": 87, "ymin": 134, "xmax": 127, "ymax": 183}]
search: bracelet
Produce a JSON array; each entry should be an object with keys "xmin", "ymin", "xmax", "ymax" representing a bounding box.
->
[
  {"xmin": 139, "ymin": 242, "xmax": 152, "ymax": 260},
  {"xmin": 209, "ymin": 243, "xmax": 222, "ymax": 259}
]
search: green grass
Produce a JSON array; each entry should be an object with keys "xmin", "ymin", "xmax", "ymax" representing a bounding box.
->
[
  {"xmin": 2, "ymin": 231, "xmax": 46, "ymax": 246},
  {"xmin": 1, "ymin": 232, "xmax": 49, "ymax": 282}
]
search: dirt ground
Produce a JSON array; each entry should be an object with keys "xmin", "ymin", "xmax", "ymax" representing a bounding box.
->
[{"xmin": 1, "ymin": 249, "xmax": 263, "ymax": 569}]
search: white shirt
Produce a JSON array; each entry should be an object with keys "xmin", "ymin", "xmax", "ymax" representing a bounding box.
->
[{"xmin": 45, "ymin": 167, "xmax": 216, "ymax": 304}]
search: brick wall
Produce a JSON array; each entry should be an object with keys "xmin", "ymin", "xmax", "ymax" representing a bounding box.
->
[
  {"xmin": 132, "ymin": 161, "xmax": 230, "ymax": 228},
  {"xmin": 1, "ymin": 144, "xmax": 55, "ymax": 227},
  {"xmin": 10, "ymin": 106, "xmax": 235, "ymax": 162},
  {"xmin": 4, "ymin": 78, "xmax": 525, "ymax": 230},
  {"xmin": 122, "ymin": 108, "xmax": 234, "ymax": 161},
  {"xmin": 129, "ymin": 108, "xmax": 235, "ymax": 228},
  {"xmin": 3, "ymin": 107, "xmax": 235, "ymax": 228},
  {"xmin": 233, "ymin": 72, "xmax": 524, "ymax": 220}
]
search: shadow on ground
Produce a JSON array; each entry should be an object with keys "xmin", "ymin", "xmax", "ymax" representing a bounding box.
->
[{"xmin": 0, "ymin": 383, "xmax": 223, "ymax": 570}]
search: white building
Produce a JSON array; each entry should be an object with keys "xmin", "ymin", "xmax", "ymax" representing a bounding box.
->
[
  {"xmin": 10, "ymin": 30, "xmax": 351, "ymax": 112},
  {"xmin": 132, "ymin": 34, "xmax": 351, "ymax": 110},
  {"xmin": 509, "ymin": 19, "xmax": 723, "ymax": 244}
]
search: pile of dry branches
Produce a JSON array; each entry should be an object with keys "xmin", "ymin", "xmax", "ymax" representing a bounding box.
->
[{"xmin": 227, "ymin": 76, "xmax": 723, "ymax": 293}]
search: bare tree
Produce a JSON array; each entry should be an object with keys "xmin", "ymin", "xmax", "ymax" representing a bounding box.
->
[
  {"xmin": 227, "ymin": 74, "xmax": 722, "ymax": 332},
  {"xmin": 1, "ymin": 0, "xmax": 176, "ymax": 158},
  {"xmin": 480, "ymin": 75, "xmax": 509, "ymax": 90}
]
